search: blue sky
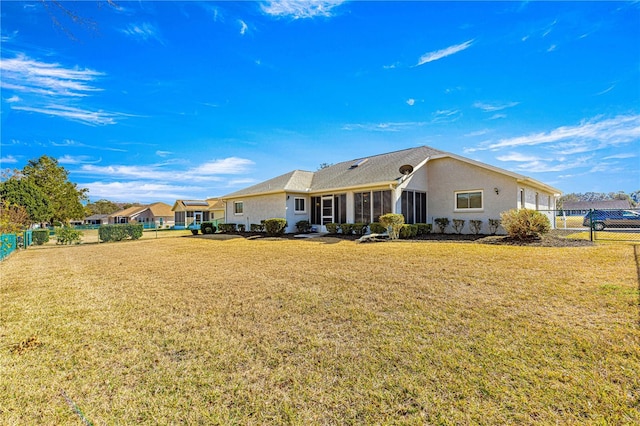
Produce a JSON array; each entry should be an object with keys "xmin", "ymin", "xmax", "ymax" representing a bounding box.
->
[{"xmin": 1, "ymin": 1, "xmax": 639, "ymax": 203}]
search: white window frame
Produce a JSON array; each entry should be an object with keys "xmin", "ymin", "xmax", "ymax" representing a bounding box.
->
[
  {"xmin": 233, "ymin": 201, "xmax": 244, "ymax": 215},
  {"xmin": 294, "ymin": 197, "xmax": 306, "ymax": 213},
  {"xmin": 454, "ymin": 190, "xmax": 483, "ymax": 212}
]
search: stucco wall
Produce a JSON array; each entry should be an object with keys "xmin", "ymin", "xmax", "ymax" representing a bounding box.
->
[
  {"xmin": 285, "ymin": 193, "xmax": 311, "ymax": 232},
  {"xmin": 226, "ymin": 193, "xmax": 287, "ymax": 230}
]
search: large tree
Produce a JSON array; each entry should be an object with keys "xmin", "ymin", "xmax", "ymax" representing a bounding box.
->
[
  {"xmin": 85, "ymin": 199, "xmax": 120, "ymax": 215},
  {"xmin": 22, "ymin": 155, "xmax": 88, "ymax": 223},
  {"xmin": 0, "ymin": 177, "xmax": 52, "ymax": 225}
]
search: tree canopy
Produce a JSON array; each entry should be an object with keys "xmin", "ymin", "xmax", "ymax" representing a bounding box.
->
[
  {"xmin": 86, "ymin": 199, "xmax": 121, "ymax": 215},
  {"xmin": 0, "ymin": 177, "xmax": 52, "ymax": 224},
  {"xmin": 21, "ymin": 155, "xmax": 88, "ymax": 223}
]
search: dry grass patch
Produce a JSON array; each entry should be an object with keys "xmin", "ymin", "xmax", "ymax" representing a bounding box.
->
[{"xmin": 1, "ymin": 238, "xmax": 639, "ymax": 424}]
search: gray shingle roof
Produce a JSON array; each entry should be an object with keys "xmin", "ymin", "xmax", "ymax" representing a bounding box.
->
[{"xmin": 223, "ymin": 170, "xmax": 314, "ymax": 198}]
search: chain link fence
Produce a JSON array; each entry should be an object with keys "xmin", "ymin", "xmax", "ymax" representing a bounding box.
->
[{"xmin": 549, "ymin": 208, "xmax": 640, "ymax": 243}]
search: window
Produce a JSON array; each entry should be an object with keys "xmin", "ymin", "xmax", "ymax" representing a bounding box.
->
[
  {"xmin": 311, "ymin": 196, "xmax": 321, "ymax": 224},
  {"xmin": 373, "ymin": 190, "xmax": 392, "ymax": 222},
  {"xmin": 354, "ymin": 192, "xmax": 371, "ymax": 223},
  {"xmin": 401, "ymin": 190, "xmax": 426, "ymax": 224},
  {"xmin": 234, "ymin": 201, "xmax": 243, "ymax": 215},
  {"xmin": 334, "ymin": 194, "xmax": 347, "ymax": 224},
  {"xmin": 455, "ymin": 191, "xmax": 483, "ymax": 211},
  {"xmin": 294, "ymin": 197, "xmax": 306, "ymax": 213}
]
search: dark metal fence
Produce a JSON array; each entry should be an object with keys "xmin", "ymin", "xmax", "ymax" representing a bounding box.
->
[{"xmin": 552, "ymin": 208, "xmax": 640, "ymax": 243}]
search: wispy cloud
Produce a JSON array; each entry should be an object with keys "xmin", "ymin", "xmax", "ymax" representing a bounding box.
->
[
  {"xmin": 260, "ymin": 0, "xmax": 347, "ymax": 19},
  {"xmin": 238, "ymin": 20, "xmax": 249, "ymax": 35},
  {"xmin": 342, "ymin": 121, "xmax": 427, "ymax": 132},
  {"xmin": 84, "ymin": 181, "xmax": 199, "ymax": 203},
  {"xmin": 432, "ymin": 109, "xmax": 462, "ymax": 123},
  {"xmin": 497, "ymin": 152, "xmax": 594, "ymax": 173},
  {"xmin": 0, "ymin": 54, "xmax": 127, "ymax": 125},
  {"xmin": 472, "ymin": 114, "xmax": 640, "ymax": 151},
  {"xmin": 58, "ymin": 155, "xmax": 100, "ymax": 165},
  {"xmin": 406, "ymin": 98, "xmax": 415, "ymax": 106},
  {"xmin": 416, "ymin": 39, "xmax": 474, "ymax": 66},
  {"xmin": 0, "ymin": 155, "xmax": 19, "ymax": 164},
  {"xmin": 120, "ymin": 22, "xmax": 164, "ymax": 44},
  {"xmin": 473, "ymin": 101, "xmax": 520, "ymax": 112}
]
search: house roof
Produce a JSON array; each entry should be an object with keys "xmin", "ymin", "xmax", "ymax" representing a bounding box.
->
[
  {"xmin": 85, "ymin": 214, "xmax": 109, "ymax": 221},
  {"xmin": 222, "ymin": 145, "xmax": 562, "ymax": 199},
  {"xmin": 172, "ymin": 198, "xmax": 225, "ymax": 211},
  {"xmin": 110, "ymin": 202, "xmax": 173, "ymax": 218},
  {"xmin": 563, "ymin": 200, "xmax": 631, "ymax": 210}
]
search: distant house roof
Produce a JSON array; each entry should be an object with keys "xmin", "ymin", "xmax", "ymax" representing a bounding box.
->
[
  {"xmin": 85, "ymin": 214, "xmax": 109, "ymax": 221},
  {"xmin": 172, "ymin": 198, "xmax": 225, "ymax": 212},
  {"xmin": 147, "ymin": 202, "xmax": 174, "ymax": 217},
  {"xmin": 222, "ymin": 145, "xmax": 561, "ymax": 198},
  {"xmin": 563, "ymin": 200, "xmax": 631, "ymax": 211},
  {"xmin": 110, "ymin": 202, "xmax": 173, "ymax": 219}
]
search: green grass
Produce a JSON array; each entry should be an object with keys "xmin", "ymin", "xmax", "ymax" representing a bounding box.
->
[{"xmin": 1, "ymin": 237, "xmax": 639, "ymax": 424}]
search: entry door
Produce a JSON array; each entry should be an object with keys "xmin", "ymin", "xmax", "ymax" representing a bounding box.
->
[
  {"xmin": 194, "ymin": 212, "xmax": 203, "ymax": 225},
  {"xmin": 321, "ymin": 196, "xmax": 333, "ymax": 225}
]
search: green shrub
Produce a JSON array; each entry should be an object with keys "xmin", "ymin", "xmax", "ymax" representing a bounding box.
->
[
  {"xmin": 452, "ymin": 219, "xmax": 465, "ymax": 234},
  {"xmin": 469, "ymin": 220, "xmax": 483, "ymax": 235},
  {"xmin": 218, "ymin": 223, "xmax": 237, "ymax": 233},
  {"xmin": 339, "ymin": 223, "xmax": 353, "ymax": 235},
  {"xmin": 264, "ymin": 218, "xmax": 287, "ymax": 236},
  {"xmin": 250, "ymin": 223, "xmax": 265, "ymax": 232},
  {"xmin": 434, "ymin": 218, "xmax": 450, "ymax": 233},
  {"xmin": 399, "ymin": 224, "xmax": 418, "ymax": 239},
  {"xmin": 325, "ymin": 223, "xmax": 339, "ymax": 234},
  {"xmin": 296, "ymin": 220, "xmax": 311, "ymax": 233},
  {"xmin": 500, "ymin": 209, "xmax": 551, "ymax": 240},
  {"xmin": 237, "ymin": 224, "xmax": 246, "ymax": 232},
  {"xmin": 369, "ymin": 222, "xmax": 386, "ymax": 234},
  {"xmin": 352, "ymin": 223, "xmax": 368, "ymax": 236},
  {"xmin": 379, "ymin": 213, "xmax": 405, "ymax": 240},
  {"xmin": 416, "ymin": 223, "xmax": 431, "ymax": 235},
  {"xmin": 99, "ymin": 224, "xmax": 143, "ymax": 242},
  {"xmin": 55, "ymin": 226, "xmax": 83, "ymax": 245},
  {"xmin": 32, "ymin": 229, "xmax": 50, "ymax": 245},
  {"xmin": 201, "ymin": 222, "xmax": 216, "ymax": 234}
]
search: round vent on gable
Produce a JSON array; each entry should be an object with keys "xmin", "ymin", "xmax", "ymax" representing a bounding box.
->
[{"xmin": 399, "ymin": 164, "xmax": 414, "ymax": 175}]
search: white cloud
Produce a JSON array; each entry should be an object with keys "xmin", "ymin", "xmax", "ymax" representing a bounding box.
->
[
  {"xmin": 603, "ymin": 152, "xmax": 637, "ymax": 160},
  {"xmin": 473, "ymin": 101, "xmax": 520, "ymax": 112},
  {"xmin": 260, "ymin": 0, "xmax": 347, "ymax": 19},
  {"xmin": 0, "ymin": 54, "xmax": 127, "ymax": 126},
  {"xmin": 120, "ymin": 22, "xmax": 163, "ymax": 43},
  {"xmin": 239, "ymin": 20, "xmax": 248, "ymax": 35},
  {"xmin": 156, "ymin": 150, "xmax": 173, "ymax": 157},
  {"xmin": 416, "ymin": 40, "xmax": 474, "ymax": 66},
  {"xmin": 474, "ymin": 114, "xmax": 640, "ymax": 151},
  {"xmin": 84, "ymin": 181, "xmax": 198, "ymax": 203},
  {"xmin": 191, "ymin": 157, "xmax": 255, "ymax": 175},
  {"xmin": 547, "ymin": 44, "xmax": 557, "ymax": 52},
  {"xmin": 0, "ymin": 155, "xmax": 19, "ymax": 164},
  {"xmin": 58, "ymin": 155, "xmax": 100, "ymax": 165},
  {"xmin": 432, "ymin": 109, "xmax": 461, "ymax": 123},
  {"xmin": 496, "ymin": 152, "xmax": 542, "ymax": 162},
  {"xmin": 342, "ymin": 121, "xmax": 427, "ymax": 132},
  {"xmin": 489, "ymin": 113, "xmax": 507, "ymax": 120},
  {"xmin": 406, "ymin": 98, "xmax": 415, "ymax": 106}
]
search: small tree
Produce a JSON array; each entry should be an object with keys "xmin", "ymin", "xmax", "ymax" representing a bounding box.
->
[
  {"xmin": 434, "ymin": 218, "xmax": 450, "ymax": 234},
  {"xmin": 500, "ymin": 209, "xmax": 550, "ymax": 240},
  {"xmin": 452, "ymin": 219, "xmax": 465, "ymax": 234},
  {"xmin": 379, "ymin": 213, "xmax": 404, "ymax": 240}
]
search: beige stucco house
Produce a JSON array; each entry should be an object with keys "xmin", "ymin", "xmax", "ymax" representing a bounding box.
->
[
  {"xmin": 172, "ymin": 198, "xmax": 225, "ymax": 229},
  {"xmin": 221, "ymin": 146, "xmax": 561, "ymax": 234},
  {"xmin": 108, "ymin": 202, "xmax": 175, "ymax": 228}
]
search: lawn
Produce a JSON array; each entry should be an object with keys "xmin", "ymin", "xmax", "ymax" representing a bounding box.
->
[{"xmin": 1, "ymin": 236, "xmax": 639, "ymax": 424}]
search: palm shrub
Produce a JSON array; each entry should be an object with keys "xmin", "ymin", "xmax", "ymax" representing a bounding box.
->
[
  {"xmin": 452, "ymin": 219, "xmax": 465, "ymax": 234},
  {"xmin": 55, "ymin": 226, "xmax": 83, "ymax": 245},
  {"xmin": 379, "ymin": 213, "xmax": 405, "ymax": 240},
  {"xmin": 500, "ymin": 209, "xmax": 550, "ymax": 239}
]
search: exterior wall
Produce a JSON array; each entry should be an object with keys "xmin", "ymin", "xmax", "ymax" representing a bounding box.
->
[
  {"xmin": 134, "ymin": 210, "xmax": 175, "ymax": 228},
  {"xmin": 426, "ymin": 157, "xmax": 519, "ymax": 234},
  {"xmin": 226, "ymin": 193, "xmax": 288, "ymax": 231},
  {"xmin": 285, "ymin": 193, "xmax": 310, "ymax": 232}
]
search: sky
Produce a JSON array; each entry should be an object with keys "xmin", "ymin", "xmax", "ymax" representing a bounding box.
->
[{"xmin": 1, "ymin": 0, "xmax": 639, "ymax": 204}]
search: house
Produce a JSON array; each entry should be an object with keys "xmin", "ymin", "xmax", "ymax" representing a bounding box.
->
[
  {"xmin": 84, "ymin": 214, "xmax": 109, "ymax": 225},
  {"xmin": 562, "ymin": 200, "xmax": 632, "ymax": 216},
  {"xmin": 172, "ymin": 199, "xmax": 225, "ymax": 229},
  {"xmin": 108, "ymin": 202, "xmax": 175, "ymax": 229},
  {"xmin": 221, "ymin": 145, "xmax": 562, "ymax": 234}
]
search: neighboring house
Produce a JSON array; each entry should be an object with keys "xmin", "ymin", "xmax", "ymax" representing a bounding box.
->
[
  {"xmin": 562, "ymin": 200, "xmax": 632, "ymax": 216},
  {"xmin": 84, "ymin": 214, "xmax": 109, "ymax": 225},
  {"xmin": 108, "ymin": 202, "xmax": 175, "ymax": 228},
  {"xmin": 172, "ymin": 199, "xmax": 225, "ymax": 229},
  {"xmin": 221, "ymin": 145, "xmax": 562, "ymax": 235}
]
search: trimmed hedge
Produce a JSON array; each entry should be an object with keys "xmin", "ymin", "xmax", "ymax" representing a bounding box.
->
[
  {"xmin": 339, "ymin": 223, "xmax": 353, "ymax": 235},
  {"xmin": 99, "ymin": 224, "xmax": 143, "ymax": 242},
  {"xmin": 325, "ymin": 223, "xmax": 339, "ymax": 234},
  {"xmin": 296, "ymin": 220, "xmax": 311, "ymax": 233},
  {"xmin": 416, "ymin": 223, "xmax": 432, "ymax": 235},
  {"xmin": 369, "ymin": 222, "xmax": 386, "ymax": 234},
  {"xmin": 264, "ymin": 218, "xmax": 287, "ymax": 236},
  {"xmin": 218, "ymin": 223, "xmax": 237, "ymax": 233},
  {"xmin": 250, "ymin": 223, "xmax": 265, "ymax": 232},
  {"xmin": 399, "ymin": 224, "xmax": 418, "ymax": 239},
  {"xmin": 352, "ymin": 223, "xmax": 368, "ymax": 236},
  {"xmin": 500, "ymin": 209, "xmax": 550, "ymax": 239},
  {"xmin": 32, "ymin": 229, "xmax": 50, "ymax": 245}
]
